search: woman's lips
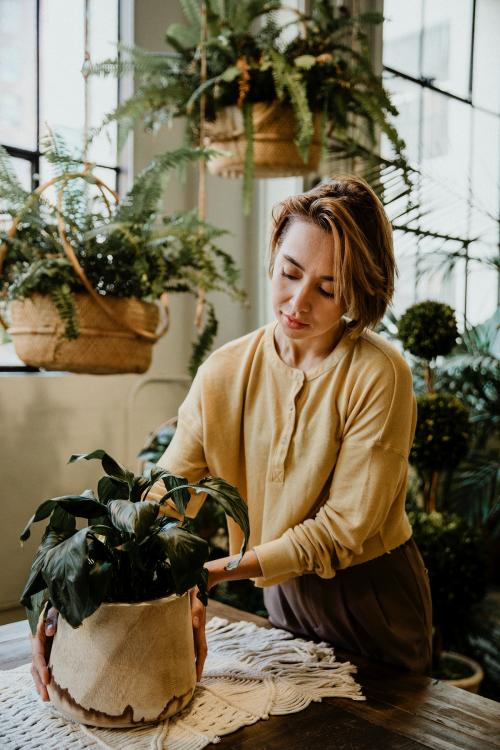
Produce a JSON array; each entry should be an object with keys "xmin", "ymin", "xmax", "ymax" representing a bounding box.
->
[{"xmin": 282, "ymin": 313, "xmax": 309, "ymax": 329}]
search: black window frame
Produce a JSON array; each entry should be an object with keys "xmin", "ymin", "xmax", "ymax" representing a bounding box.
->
[
  {"xmin": 382, "ymin": 0, "xmax": 500, "ymax": 323},
  {"xmin": 0, "ymin": 0, "xmax": 123, "ymax": 372}
]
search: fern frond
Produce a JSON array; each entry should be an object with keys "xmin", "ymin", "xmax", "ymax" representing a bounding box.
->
[
  {"xmin": 50, "ymin": 284, "xmax": 79, "ymax": 339},
  {"xmin": 189, "ymin": 302, "xmax": 218, "ymax": 377}
]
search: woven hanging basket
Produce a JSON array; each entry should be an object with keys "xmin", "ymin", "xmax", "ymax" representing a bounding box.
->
[
  {"xmin": 204, "ymin": 102, "xmax": 322, "ymax": 178},
  {"xmin": 10, "ymin": 293, "xmax": 161, "ymax": 375},
  {"xmin": 0, "ymin": 172, "xmax": 169, "ymax": 375}
]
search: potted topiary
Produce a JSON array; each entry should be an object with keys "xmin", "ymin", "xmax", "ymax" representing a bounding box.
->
[
  {"xmin": 20, "ymin": 449, "xmax": 249, "ymax": 726},
  {"xmin": 397, "ymin": 300, "xmax": 487, "ymax": 691},
  {"xmin": 0, "ymin": 135, "xmax": 244, "ymax": 375},
  {"xmin": 88, "ymin": 0, "xmax": 407, "ymax": 206}
]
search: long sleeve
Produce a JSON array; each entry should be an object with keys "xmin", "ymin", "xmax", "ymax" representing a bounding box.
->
[{"xmin": 253, "ymin": 350, "xmax": 416, "ymax": 582}]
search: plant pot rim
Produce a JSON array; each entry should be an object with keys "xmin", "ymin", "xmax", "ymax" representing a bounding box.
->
[
  {"xmin": 93, "ymin": 592, "xmax": 186, "ymax": 610},
  {"xmin": 440, "ymin": 650, "xmax": 484, "ymax": 690}
]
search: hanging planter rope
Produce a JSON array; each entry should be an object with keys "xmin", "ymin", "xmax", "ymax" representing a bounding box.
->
[{"xmin": 0, "ymin": 171, "xmax": 169, "ymax": 375}]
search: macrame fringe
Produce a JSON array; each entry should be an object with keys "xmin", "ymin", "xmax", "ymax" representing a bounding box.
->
[{"xmin": 0, "ymin": 617, "xmax": 364, "ymax": 749}]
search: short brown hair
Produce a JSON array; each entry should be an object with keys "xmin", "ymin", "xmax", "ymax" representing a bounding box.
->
[{"xmin": 269, "ymin": 176, "xmax": 396, "ymax": 338}]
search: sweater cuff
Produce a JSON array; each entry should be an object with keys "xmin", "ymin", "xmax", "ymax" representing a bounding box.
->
[{"xmin": 253, "ymin": 534, "xmax": 302, "ymax": 581}]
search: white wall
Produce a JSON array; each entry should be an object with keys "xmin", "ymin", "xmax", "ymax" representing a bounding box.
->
[{"xmin": 0, "ymin": 0, "xmax": 256, "ymax": 619}]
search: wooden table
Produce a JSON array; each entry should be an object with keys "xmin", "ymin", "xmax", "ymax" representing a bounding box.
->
[{"xmin": 1, "ymin": 599, "xmax": 499, "ymax": 750}]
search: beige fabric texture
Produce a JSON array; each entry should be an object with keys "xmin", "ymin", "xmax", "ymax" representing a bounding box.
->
[
  {"xmin": 157, "ymin": 321, "xmax": 416, "ymax": 587},
  {"xmin": 47, "ymin": 593, "xmax": 196, "ymax": 726},
  {"xmin": 0, "ymin": 617, "xmax": 364, "ymax": 750}
]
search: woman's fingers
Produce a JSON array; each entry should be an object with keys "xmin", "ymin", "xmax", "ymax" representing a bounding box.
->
[
  {"xmin": 190, "ymin": 589, "xmax": 208, "ymax": 681},
  {"xmin": 31, "ymin": 607, "xmax": 58, "ymax": 701}
]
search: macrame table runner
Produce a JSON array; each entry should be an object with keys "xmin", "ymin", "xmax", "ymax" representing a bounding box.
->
[{"xmin": 0, "ymin": 617, "xmax": 365, "ymax": 750}]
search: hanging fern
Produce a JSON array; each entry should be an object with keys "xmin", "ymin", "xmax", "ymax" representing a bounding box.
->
[
  {"xmin": 50, "ymin": 284, "xmax": 79, "ymax": 340},
  {"xmin": 189, "ymin": 301, "xmax": 218, "ymax": 377}
]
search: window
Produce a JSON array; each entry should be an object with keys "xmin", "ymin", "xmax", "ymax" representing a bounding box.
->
[
  {"xmin": 382, "ymin": 0, "xmax": 499, "ymax": 326},
  {"xmin": 0, "ymin": 0, "xmax": 121, "ymax": 368}
]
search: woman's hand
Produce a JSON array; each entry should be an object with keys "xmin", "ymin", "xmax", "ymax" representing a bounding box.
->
[
  {"xmin": 189, "ymin": 588, "xmax": 207, "ymax": 681},
  {"xmin": 31, "ymin": 607, "xmax": 58, "ymax": 701}
]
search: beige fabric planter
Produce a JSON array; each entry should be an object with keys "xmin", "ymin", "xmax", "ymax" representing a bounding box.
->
[
  {"xmin": 9, "ymin": 293, "xmax": 160, "ymax": 374},
  {"xmin": 205, "ymin": 103, "xmax": 322, "ymax": 178},
  {"xmin": 47, "ymin": 593, "xmax": 196, "ymax": 727}
]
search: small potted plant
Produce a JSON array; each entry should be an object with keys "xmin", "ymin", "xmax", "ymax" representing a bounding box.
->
[
  {"xmin": 88, "ymin": 1, "xmax": 406, "ymax": 205},
  {"xmin": 397, "ymin": 300, "xmax": 487, "ymax": 691},
  {"xmin": 20, "ymin": 449, "xmax": 249, "ymax": 726},
  {"xmin": 0, "ymin": 135, "xmax": 244, "ymax": 375}
]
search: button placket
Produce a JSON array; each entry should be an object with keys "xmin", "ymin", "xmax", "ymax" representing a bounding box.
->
[{"xmin": 270, "ymin": 376, "xmax": 303, "ymax": 483}]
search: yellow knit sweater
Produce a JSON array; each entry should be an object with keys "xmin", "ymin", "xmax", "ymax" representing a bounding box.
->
[{"xmin": 158, "ymin": 321, "xmax": 416, "ymax": 587}]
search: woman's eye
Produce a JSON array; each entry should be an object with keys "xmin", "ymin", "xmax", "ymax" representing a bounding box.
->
[
  {"xmin": 281, "ymin": 270, "xmax": 298, "ymax": 280},
  {"xmin": 318, "ymin": 287, "xmax": 334, "ymax": 299}
]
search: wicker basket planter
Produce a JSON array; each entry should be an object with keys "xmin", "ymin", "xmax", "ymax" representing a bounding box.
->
[
  {"xmin": 47, "ymin": 593, "xmax": 196, "ymax": 727},
  {"xmin": 0, "ymin": 172, "xmax": 169, "ymax": 375},
  {"xmin": 9, "ymin": 292, "xmax": 161, "ymax": 375},
  {"xmin": 205, "ymin": 102, "xmax": 322, "ymax": 178}
]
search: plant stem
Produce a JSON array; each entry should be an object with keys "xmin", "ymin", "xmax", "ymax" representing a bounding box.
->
[
  {"xmin": 424, "ymin": 362, "xmax": 434, "ymax": 393},
  {"xmin": 428, "ymin": 471, "xmax": 439, "ymax": 513}
]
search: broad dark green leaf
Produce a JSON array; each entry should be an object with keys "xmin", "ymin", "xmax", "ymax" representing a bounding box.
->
[
  {"xmin": 129, "ymin": 475, "xmax": 151, "ymax": 502},
  {"xmin": 20, "ymin": 495, "xmax": 99, "ymax": 541},
  {"xmin": 58, "ymin": 497, "xmax": 108, "ymax": 518},
  {"xmin": 98, "ymin": 476, "xmax": 130, "ymax": 503},
  {"xmin": 108, "ymin": 499, "xmax": 159, "ymax": 542},
  {"xmin": 159, "ymin": 471, "xmax": 190, "ymax": 514},
  {"xmin": 188, "ymin": 477, "xmax": 249, "ymax": 569},
  {"xmin": 50, "ymin": 505, "xmax": 77, "ymax": 535},
  {"xmin": 155, "ymin": 525, "xmax": 209, "ymax": 595},
  {"xmin": 42, "ymin": 528, "xmax": 113, "ymax": 628},
  {"xmin": 25, "ymin": 590, "xmax": 49, "ymax": 636},
  {"xmin": 69, "ymin": 450, "xmax": 134, "ymax": 485},
  {"xmin": 21, "ymin": 526, "xmax": 77, "ymax": 608}
]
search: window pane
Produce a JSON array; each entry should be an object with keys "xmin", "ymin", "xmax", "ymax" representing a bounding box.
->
[
  {"xmin": 383, "ymin": 0, "xmax": 423, "ymax": 79},
  {"xmin": 0, "ymin": 156, "xmax": 31, "ymax": 229},
  {"xmin": 0, "ymin": 0, "xmax": 37, "ymax": 150},
  {"xmin": 39, "ymin": 0, "xmax": 85, "ymax": 151},
  {"xmin": 421, "ymin": 0, "xmax": 473, "ymax": 99},
  {"xmin": 382, "ymin": 73, "xmax": 421, "ymax": 164},
  {"xmin": 473, "ymin": 0, "xmax": 500, "ymax": 114},
  {"xmin": 86, "ymin": 0, "xmax": 119, "ymax": 167}
]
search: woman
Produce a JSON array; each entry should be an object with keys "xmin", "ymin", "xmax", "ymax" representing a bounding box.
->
[{"xmin": 31, "ymin": 176, "xmax": 432, "ymax": 699}]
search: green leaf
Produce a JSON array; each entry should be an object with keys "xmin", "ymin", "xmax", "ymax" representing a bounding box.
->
[
  {"xmin": 220, "ymin": 65, "xmax": 241, "ymax": 82},
  {"xmin": 69, "ymin": 450, "xmax": 133, "ymax": 485},
  {"xmin": 108, "ymin": 499, "xmax": 159, "ymax": 542},
  {"xmin": 25, "ymin": 590, "xmax": 49, "ymax": 637},
  {"xmin": 97, "ymin": 476, "xmax": 129, "ymax": 503},
  {"xmin": 166, "ymin": 22, "xmax": 199, "ymax": 51},
  {"xmin": 21, "ymin": 526, "xmax": 76, "ymax": 608},
  {"xmin": 187, "ymin": 477, "xmax": 249, "ymax": 569},
  {"xmin": 159, "ymin": 472, "xmax": 191, "ymax": 514},
  {"xmin": 58, "ymin": 497, "xmax": 108, "ymax": 518},
  {"xmin": 20, "ymin": 495, "xmax": 100, "ymax": 541},
  {"xmin": 155, "ymin": 525, "xmax": 209, "ymax": 595},
  {"xmin": 42, "ymin": 528, "xmax": 113, "ymax": 628},
  {"xmin": 294, "ymin": 54, "xmax": 316, "ymax": 69}
]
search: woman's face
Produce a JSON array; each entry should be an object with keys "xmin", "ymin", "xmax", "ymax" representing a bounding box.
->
[{"xmin": 271, "ymin": 219, "xmax": 345, "ymax": 344}]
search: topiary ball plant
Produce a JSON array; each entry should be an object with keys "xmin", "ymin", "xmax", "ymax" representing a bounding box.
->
[
  {"xmin": 408, "ymin": 509, "xmax": 487, "ymax": 656},
  {"xmin": 411, "ymin": 393, "xmax": 470, "ymax": 473},
  {"xmin": 397, "ymin": 301, "xmax": 458, "ymax": 360}
]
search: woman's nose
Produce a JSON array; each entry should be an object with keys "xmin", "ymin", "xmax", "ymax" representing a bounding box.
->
[{"xmin": 291, "ymin": 284, "xmax": 312, "ymax": 313}]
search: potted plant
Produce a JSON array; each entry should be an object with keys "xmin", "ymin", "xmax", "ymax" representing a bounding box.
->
[
  {"xmin": 0, "ymin": 134, "xmax": 244, "ymax": 375},
  {"xmin": 20, "ymin": 449, "xmax": 249, "ymax": 726},
  {"xmin": 88, "ymin": 0, "xmax": 406, "ymax": 207},
  {"xmin": 397, "ymin": 300, "xmax": 488, "ymax": 691}
]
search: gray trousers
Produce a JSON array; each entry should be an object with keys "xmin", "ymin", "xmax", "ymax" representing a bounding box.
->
[{"xmin": 264, "ymin": 537, "xmax": 433, "ymax": 674}]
